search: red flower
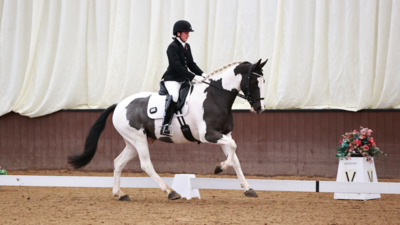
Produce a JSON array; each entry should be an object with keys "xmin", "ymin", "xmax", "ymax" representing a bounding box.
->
[
  {"xmin": 355, "ymin": 139, "xmax": 361, "ymax": 146},
  {"xmin": 370, "ymin": 138, "xmax": 375, "ymax": 144}
]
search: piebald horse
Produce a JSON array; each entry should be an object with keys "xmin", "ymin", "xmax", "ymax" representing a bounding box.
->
[{"xmin": 68, "ymin": 59, "xmax": 268, "ymax": 200}]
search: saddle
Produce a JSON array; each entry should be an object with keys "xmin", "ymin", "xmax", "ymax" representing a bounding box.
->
[
  {"xmin": 147, "ymin": 80, "xmax": 192, "ymax": 119},
  {"xmin": 158, "ymin": 80, "xmax": 193, "ymax": 111},
  {"xmin": 147, "ymin": 80, "xmax": 200, "ymax": 144}
]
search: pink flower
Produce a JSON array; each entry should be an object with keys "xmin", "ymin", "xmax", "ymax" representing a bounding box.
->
[
  {"xmin": 360, "ymin": 127, "xmax": 373, "ymax": 137},
  {"xmin": 362, "ymin": 145, "xmax": 369, "ymax": 151},
  {"xmin": 360, "ymin": 127, "xmax": 367, "ymax": 135}
]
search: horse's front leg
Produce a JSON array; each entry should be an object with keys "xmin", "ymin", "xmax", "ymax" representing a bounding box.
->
[{"xmin": 216, "ymin": 134, "xmax": 258, "ymax": 197}]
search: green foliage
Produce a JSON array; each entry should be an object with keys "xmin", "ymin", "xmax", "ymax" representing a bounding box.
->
[{"xmin": 336, "ymin": 127, "xmax": 386, "ymax": 163}]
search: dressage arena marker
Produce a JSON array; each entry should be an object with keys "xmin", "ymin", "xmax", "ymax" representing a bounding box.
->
[{"xmin": 1, "ymin": 174, "xmax": 400, "ymax": 200}]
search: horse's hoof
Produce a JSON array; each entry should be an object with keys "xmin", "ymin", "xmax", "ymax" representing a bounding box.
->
[
  {"xmin": 244, "ymin": 189, "xmax": 258, "ymax": 198},
  {"xmin": 119, "ymin": 195, "xmax": 131, "ymax": 201},
  {"xmin": 168, "ymin": 191, "xmax": 181, "ymax": 200},
  {"xmin": 214, "ymin": 165, "xmax": 223, "ymax": 174}
]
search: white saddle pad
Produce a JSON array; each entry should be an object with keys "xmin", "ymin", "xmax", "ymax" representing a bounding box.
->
[{"xmin": 147, "ymin": 93, "xmax": 190, "ymax": 119}]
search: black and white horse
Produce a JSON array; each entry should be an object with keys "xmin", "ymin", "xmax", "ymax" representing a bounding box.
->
[{"xmin": 68, "ymin": 59, "xmax": 268, "ymax": 200}]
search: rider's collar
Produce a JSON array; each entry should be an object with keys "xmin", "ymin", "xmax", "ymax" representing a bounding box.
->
[{"xmin": 176, "ymin": 37, "xmax": 186, "ymax": 48}]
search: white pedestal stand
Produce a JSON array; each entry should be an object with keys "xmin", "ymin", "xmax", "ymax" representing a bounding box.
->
[
  {"xmin": 334, "ymin": 157, "xmax": 381, "ymax": 200},
  {"xmin": 171, "ymin": 174, "xmax": 201, "ymax": 200}
]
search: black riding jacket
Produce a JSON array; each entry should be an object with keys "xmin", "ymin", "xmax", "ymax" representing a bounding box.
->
[{"xmin": 162, "ymin": 39, "xmax": 203, "ymax": 82}]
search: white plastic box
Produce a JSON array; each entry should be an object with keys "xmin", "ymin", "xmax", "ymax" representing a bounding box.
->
[{"xmin": 334, "ymin": 157, "xmax": 381, "ymax": 200}]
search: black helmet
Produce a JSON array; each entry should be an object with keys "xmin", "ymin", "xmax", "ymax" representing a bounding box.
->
[{"xmin": 173, "ymin": 20, "xmax": 194, "ymax": 35}]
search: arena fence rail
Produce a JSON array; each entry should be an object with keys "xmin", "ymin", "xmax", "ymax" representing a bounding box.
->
[{"xmin": 1, "ymin": 175, "xmax": 399, "ymax": 199}]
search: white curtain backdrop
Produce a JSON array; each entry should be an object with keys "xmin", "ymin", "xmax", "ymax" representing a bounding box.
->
[{"xmin": 0, "ymin": 0, "xmax": 399, "ymax": 117}]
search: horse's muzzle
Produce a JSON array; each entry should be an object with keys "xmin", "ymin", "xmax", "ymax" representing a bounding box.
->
[{"xmin": 251, "ymin": 106, "xmax": 264, "ymax": 114}]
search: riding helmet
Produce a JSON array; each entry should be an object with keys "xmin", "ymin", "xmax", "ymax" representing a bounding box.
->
[{"xmin": 173, "ymin": 20, "xmax": 194, "ymax": 35}]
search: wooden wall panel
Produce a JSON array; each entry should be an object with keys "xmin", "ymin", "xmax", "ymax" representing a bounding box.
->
[{"xmin": 0, "ymin": 110, "xmax": 399, "ymax": 178}]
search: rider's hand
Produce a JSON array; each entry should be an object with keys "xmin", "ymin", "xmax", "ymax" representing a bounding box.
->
[
  {"xmin": 192, "ymin": 75, "xmax": 204, "ymax": 83},
  {"xmin": 201, "ymin": 73, "xmax": 208, "ymax": 78}
]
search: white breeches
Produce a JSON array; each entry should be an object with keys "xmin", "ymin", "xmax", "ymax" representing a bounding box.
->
[{"xmin": 164, "ymin": 81, "xmax": 183, "ymax": 102}]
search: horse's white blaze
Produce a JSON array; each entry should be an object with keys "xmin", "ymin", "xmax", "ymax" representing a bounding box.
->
[{"xmin": 258, "ymin": 76, "xmax": 265, "ymax": 111}]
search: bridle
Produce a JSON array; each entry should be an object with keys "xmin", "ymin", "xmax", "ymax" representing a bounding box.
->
[
  {"xmin": 201, "ymin": 63, "xmax": 264, "ymax": 105},
  {"xmin": 238, "ymin": 64, "xmax": 265, "ymax": 105}
]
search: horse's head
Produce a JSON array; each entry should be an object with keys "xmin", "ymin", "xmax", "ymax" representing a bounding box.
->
[{"xmin": 237, "ymin": 59, "xmax": 268, "ymax": 113}]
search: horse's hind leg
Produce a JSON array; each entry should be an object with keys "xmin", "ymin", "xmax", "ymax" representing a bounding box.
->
[
  {"xmin": 129, "ymin": 130, "xmax": 181, "ymax": 200},
  {"xmin": 113, "ymin": 142, "xmax": 137, "ymax": 201}
]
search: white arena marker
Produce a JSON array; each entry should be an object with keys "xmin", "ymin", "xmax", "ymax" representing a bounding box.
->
[{"xmin": 171, "ymin": 174, "xmax": 201, "ymax": 200}]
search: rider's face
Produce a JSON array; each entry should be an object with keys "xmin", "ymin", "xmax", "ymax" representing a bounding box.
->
[{"xmin": 178, "ymin": 32, "xmax": 189, "ymax": 42}]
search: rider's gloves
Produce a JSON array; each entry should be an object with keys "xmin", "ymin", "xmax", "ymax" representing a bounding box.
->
[{"xmin": 192, "ymin": 75, "xmax": 204, "ymax": 83}]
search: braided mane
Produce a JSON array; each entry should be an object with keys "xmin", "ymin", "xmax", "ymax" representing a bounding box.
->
[{"xmin": 204, "ymin": 61, "xmax": 243, "ymax": 79}]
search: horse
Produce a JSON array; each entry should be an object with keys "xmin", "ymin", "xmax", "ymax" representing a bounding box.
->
[{"xmin": 68, "ymin": 59, "xmax": 268, "ymax": 201}]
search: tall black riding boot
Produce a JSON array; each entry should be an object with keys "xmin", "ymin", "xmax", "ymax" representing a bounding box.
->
[{"xmin": 160, "ymin": 95, "xmax": 177, "ymax": 136}]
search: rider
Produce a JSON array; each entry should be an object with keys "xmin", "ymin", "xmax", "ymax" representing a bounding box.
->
[{"xmin": 160, "ymin": 20, "xmax": 206, "ymax": 136}]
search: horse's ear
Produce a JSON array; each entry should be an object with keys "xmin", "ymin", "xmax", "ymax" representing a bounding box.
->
[
  {"xmin": 260, "ymin": 59, "xmax": 268, "ymax": 68},
  {"xmin": 254, "ymin": 59, "xmax": 262, "ymax": 69}
]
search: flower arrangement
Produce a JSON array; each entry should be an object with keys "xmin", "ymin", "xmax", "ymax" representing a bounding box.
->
[
  {"xmin": 336, "ymin": 127, "xmax": 386, "ymax": 163},
  {"xmin": 0, "ymin": 166, "xmax": 7, "ymax": 175}
]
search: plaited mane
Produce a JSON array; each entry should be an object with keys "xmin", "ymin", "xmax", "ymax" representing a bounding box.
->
[{"xmin": 203, "ymin": 61, "xmax": 243, "ymax": 79}]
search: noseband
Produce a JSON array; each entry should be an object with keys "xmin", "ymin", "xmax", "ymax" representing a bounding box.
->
[{"xmin": 202, "ymin": 63, "xmax": 264, "ymax": 105}]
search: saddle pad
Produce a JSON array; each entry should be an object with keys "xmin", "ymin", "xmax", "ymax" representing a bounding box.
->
[{"xmin": 147, "ymin": 93, "xmax": 190, "ymax": 119}]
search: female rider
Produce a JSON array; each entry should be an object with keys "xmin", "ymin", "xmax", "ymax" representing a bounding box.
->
[{"xmin": 160, "ymin": 20, "xmax": 206, "ymax": 136}]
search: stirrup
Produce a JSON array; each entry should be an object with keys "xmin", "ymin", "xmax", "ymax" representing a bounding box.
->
[{"xmin": 160, "ymin": 124, "xmax": 172, "ymax": 136}]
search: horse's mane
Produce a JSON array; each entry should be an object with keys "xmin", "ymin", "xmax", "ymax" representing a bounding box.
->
[{"xmin": 204, "ymin": 61, "xmax": 244, "ymax": 79}]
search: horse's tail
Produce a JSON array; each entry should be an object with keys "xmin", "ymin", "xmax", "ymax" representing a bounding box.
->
[{"xmin": 68, "ymin": 104, "xmax": 117, "ymax": 169}]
